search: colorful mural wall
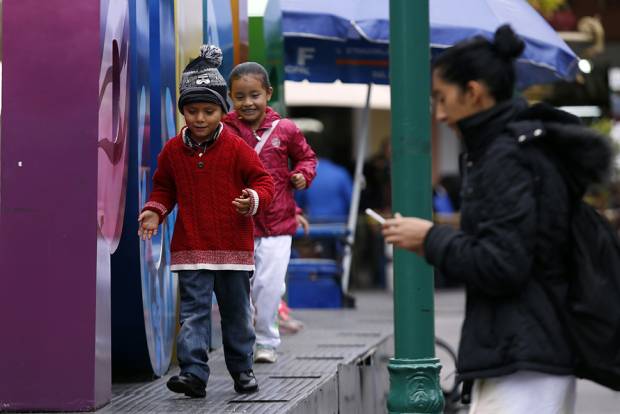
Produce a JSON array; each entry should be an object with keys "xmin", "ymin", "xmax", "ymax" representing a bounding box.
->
[
  {"xmin": 0, "ymin": 0, "xmax": 269, "ymax": 409},
  {"xmin": 112, "ymin": 0, "xmax": 251, "ymax": 379}
]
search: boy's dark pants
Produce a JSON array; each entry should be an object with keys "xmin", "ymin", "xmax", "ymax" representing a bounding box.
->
[{"xmin": 176, "ymin": 269, "xmax": 255, "ymax": 384}]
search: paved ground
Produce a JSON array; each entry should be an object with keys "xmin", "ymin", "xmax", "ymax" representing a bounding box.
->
[
  {"xmin": 98, "ymin": 291, "xmax": 394, "ymax": 414},
  {"xmin": 15, "ymin": 289, "xmax": 620, "ymax": 413}
]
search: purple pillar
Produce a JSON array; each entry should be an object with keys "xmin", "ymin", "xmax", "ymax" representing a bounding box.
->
[{"xmin": 0, "ymin": 0, "xmax": 129, "ymax": 410}]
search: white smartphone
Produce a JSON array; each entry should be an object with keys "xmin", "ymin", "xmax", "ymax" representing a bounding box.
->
[{"xmin": 365, "ymin": 208, "xmax": 386, "ymax": 225}]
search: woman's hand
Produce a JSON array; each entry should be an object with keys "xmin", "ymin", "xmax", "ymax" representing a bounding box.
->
[
  {"xmin": 138, "ymin": 210, "xmax": 160, "ymax": 240},
  {"xmin": 233, "ymin": 189, "xmax": 252, "ymax": 215},
  {"xmin": 382, "ymin": 213, "xmax": 433, "ymax": 255},
  {"xmin": 291, "ymin": 173, "xmax": 307, "ymax": 190}
]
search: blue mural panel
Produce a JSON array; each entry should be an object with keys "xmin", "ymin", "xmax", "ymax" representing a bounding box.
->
[
  {"xmin": 111, "ymin": 0, "xmax": 152, "ymax": 377},
  {"xmin": 204, "ymin": 0, "xmax": 234, "ymax": 76},
  {"xmin": 111, "ymin": 0, "xmax": 177, "ymax": 378},
  {"xmin": 141, "ymin": 0, "xmax": 178, "ymax": 376}
]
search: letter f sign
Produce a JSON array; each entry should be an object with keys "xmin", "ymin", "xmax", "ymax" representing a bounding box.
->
[{"xmin": 297, "ymin": 47, "xmax": 315, "ymax": 66}]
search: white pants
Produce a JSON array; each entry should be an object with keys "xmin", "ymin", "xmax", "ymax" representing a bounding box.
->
[
  {"xmin": 469, "ymin": 371, "xmax": 576, "ymax": 414},
  {"xmin": 252, "ymin": 235, "xmax": 292, "ymax": 349}
]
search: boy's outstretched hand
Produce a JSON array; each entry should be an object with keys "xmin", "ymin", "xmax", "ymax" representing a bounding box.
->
[
  {"xmin": 233, "ymin": 189, "xmax": 252, "ymax": 215},
  {"xmin": 138, "ymin": 210, "xmax": 160, "ymax": 240},
  {"xmin": 290, "ymin": 173, "xmax": 307, "ymax": 190}
]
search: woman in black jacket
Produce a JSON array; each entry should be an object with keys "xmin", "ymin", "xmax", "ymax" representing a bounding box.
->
[{"xmin": 383, "ymin": 25, "xmax": 611, "ymax": 413}]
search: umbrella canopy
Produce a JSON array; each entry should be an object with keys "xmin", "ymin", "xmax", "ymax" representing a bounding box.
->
[
  {"xmin": 282, "ymin": 0, "xmax": 578, "ymax": 89},
  {"xmin": 283, "ymin": 0, "xmax": 389, "ymax": 85}
]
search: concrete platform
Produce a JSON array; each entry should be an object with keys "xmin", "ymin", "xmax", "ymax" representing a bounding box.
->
[
  {"xmin": 100, "ymin": 289, "xmax": 620, "ymax": 414},
  {"xmin": 101, "ymin": 292, "xmax": 394, "ymax": 414},
  {"xmin": 16, "ymin": 291, "xmax": 476, "ymax": 414}
]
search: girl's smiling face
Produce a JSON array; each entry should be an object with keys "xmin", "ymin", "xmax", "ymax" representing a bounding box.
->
[{"xmin": 229, "ymin": 74, "xmax": 273, "ymax": 130}]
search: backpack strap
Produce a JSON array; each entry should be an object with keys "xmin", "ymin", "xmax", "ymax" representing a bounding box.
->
[{"xmin": 254, "ymin": 119, "xmax": 280, "ymax": 155}]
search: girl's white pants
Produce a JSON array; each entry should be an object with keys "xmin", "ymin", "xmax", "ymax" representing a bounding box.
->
[{"xmin": 251, "ymin": 235, "xmax": 292, "ymax": 349}]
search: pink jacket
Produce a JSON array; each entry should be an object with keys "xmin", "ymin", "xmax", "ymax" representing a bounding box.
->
[{"xmin": 224, "ymin": 107, "xmax": 317, "ymax": 237}]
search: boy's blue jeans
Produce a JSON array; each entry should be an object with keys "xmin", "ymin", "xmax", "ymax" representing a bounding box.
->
[{"xmin": 176, "ymin": 269, "xmax": 255, "ymax": 384}]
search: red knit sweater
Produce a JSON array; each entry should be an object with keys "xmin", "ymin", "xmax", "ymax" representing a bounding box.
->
[
  {"xmin": 142, "ymin": 125, "xmax": 274, "ymax": 271},
  {"xmin": 224, "ymin": 108, "xmax": 317, "ymax": 237}
]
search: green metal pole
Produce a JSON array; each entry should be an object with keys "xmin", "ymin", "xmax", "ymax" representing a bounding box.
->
[{"xmin": 387, "ymin": 1, "xmax": 444, "ymax": 413}]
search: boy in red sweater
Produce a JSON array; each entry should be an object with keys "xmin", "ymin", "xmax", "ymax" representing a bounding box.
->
[{"xmin": 138, "ymin": 45, "xmax": 274, "ymax": 398}]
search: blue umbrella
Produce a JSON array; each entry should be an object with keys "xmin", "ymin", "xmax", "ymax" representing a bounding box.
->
[
  {"xmin": 282, "ymin": 0, "xmax": 579, "ymax": 89},
  {"xmin": 283, "ymin": 0, "xmax": 390, "ymax": 85},
  {"xmin": 282, "ymin": 0, "xmax": 579, "ymax": 297}
]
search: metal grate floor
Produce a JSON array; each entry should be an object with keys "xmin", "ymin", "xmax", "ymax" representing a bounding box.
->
[{"xmin": 98, "ymin": 292, "xmax": 394, "ymax": 414}]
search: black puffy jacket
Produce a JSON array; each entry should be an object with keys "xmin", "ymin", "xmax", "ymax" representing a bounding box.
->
[{"xmin": 424, "ymin": 98, "xmax": 612, "ymax": 381}]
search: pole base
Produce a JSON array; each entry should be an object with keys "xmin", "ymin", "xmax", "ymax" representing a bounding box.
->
[{"xmin": 387, "ymin": 357, "xmax": 444, "ymax": 414}]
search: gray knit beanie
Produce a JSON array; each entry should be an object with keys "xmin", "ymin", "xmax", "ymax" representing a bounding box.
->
[{"xmin": 178, "ymin": 45, "xmax": 229, "ymax": 113}]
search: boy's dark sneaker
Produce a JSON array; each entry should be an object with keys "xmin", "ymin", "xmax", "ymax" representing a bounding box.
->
[
  {"xmin": 166, "ymin": 373, "xmax": 206, "ymax": 398},
  {"xmin": 231, "ymin": 369, "xmax": 259, "ymax": 394}
]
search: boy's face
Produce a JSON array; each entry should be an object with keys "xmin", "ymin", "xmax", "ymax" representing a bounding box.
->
[
  {"xmin": 182, "ymin": 102, "xmax": 223, "ymax": 142},
  {"xmin": 229, "ymin": 74, "xmax": 273, "ymax": 129}
]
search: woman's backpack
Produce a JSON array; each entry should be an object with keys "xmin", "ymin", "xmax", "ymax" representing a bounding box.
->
[
  {"xmin": 514, "ymin": 120, "xmax": 620, "ymax": 390},
  {"xmin": 563, "ymin": 199, "xmax": 620, "ymax": 390}
]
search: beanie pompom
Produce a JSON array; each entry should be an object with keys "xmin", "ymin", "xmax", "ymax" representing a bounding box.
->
[
  {"xmin": 200, "ymin": 45, "xmax": 223, "ymax": 68},
  {"xmin": 178, "ymin": 44, "xmax": 229, "ymax": 113}
]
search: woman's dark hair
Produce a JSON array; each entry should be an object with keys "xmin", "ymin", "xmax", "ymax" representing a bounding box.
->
[
  {"xmin": 432, "ymin": 24, "xmax": 525, "ymax": 102},
  {"xmin": 228, "ymin": 61, "xmax": 272, "ymax": 90}
]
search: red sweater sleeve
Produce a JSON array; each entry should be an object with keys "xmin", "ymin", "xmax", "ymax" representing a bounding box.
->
[
  {"xmin": 285, "ymin": 120, "xmax": 318, "ymax": 187},
  {"xmin": 142, "ymin": 144, "xmax": 177, "ymax": 223},
  {"xmin": 236, "ymin": 140, "xmax": 274, "ymax": 215}
]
